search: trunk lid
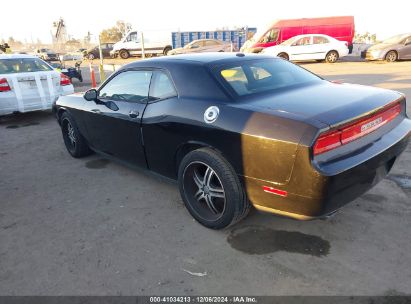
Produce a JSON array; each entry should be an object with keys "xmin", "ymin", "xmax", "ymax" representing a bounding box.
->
[{"xmin": 236, "ymin": 81, "xmax": 404, "ymax": 128}]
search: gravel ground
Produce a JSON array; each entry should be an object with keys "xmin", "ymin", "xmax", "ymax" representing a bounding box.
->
[{"xmin": 0, "ymin": 60, "xmax": 410, "ymax": 296}]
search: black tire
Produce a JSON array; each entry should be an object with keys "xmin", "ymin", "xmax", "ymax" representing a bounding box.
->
[
  {"xmin": 60, "ymin": 112, "xmax": 92, "ymax": 158},
  {"xmin": 277, "ymin": 53, "xmax": 289, "ymax": 60},
  {"xmin": 325, "ymin": 50, "xmax": 339, "ymax": 63},
  {"xmin": 119, "ymin": 49, "xmax": 130, "ymax": 59},
  {"xmin": 178, "ymin": 148, "xmax": 250, "ymax": 229},
  {"xmin": 385, "ymin": 50, "xmax": 398, "ymax": 62},
  {"xmin": 163, "ymin": 46, "xmax": 172, "ymax": 56}
]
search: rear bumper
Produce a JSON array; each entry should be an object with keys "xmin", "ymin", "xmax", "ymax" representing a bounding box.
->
[
  {"xmin": 245, "ymin": 117, "xmax": 411, "ymax": 219},
  {"xmin": 0, "ymin": 84, "xmax": 74, "ymax": 116}
]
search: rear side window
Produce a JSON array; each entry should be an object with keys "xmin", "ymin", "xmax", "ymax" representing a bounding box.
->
[
  {"xmin": 99, "ymin": 70, "xmax": 152, "ymax": 102},
  {"xmin": 218, "ymin": 59, "xmax": 321, "ymax": 97},
  {"xmin": 313, "ymin": 36, "xmax": 329, "ymax": 44},
  {"xmin": 149, "ymin": 71, "xmax": 177, "ymax": 100},
  {"xmin": 0, "ymin": 58, "xmax": 53, "ymax": 74},
  {"xmin": 205, "ymin": 40, "xmax": 220, "ymax": 46}
]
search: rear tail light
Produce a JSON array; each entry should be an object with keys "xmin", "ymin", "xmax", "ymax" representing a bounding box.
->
[
  {"xmin": 0, "ymin": 78, "xmax": 11, "ymax": 92},
  {"xmin": 60, "ymin": 73, "xmax": 71, "ymax": 86},
  {"xmin": 313, "ymin": 130, "xmax": 342, "ymax": 155},
  {"xmin": 314, "ymin": 102, "xmax": 402, "ymax": 156}
]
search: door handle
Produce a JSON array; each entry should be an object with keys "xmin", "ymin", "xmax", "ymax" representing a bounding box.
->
[
  {"xmin": 129, "ymin": 110, "xmax": 139, "ymax": 118},
  {"xmin": 91, "ymin": 109, "xmax": 101, "ymax": 114}
]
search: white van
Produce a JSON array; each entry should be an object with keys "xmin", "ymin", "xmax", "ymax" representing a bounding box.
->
[{"xmin": 111, "ymin": 31, "xmax": 173, "ymax": 59}]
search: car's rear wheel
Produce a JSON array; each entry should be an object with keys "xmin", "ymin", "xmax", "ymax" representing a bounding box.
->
[
  {"xmin": 119, "ymin": 49, "xmax": 130, "ymax": 59},
  {"xmin": 277, "ymin": 53, "xmax": 289, "ymax": 60},
  {"xmin": 60, "ymin": 112, "xmax": 92, "ymax": 158},
  {"xmin": 178, "ymin": 148, "xmax": 250, "ymax": 229},
  {"xmin": 325, "ymin": 50, "xmax": 339, "ymax": 63},
  {"xmin": 385, "ymin": 51, "xmax": 398, "ymax": 62}
]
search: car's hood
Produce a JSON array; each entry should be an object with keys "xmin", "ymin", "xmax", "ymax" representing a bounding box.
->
[
  {"xmin": 236, "ymin": 81, "xmax": 402, "ymax": 128},
  {"xmin": 263, "ymin": 45, "xmax": 287, "ymax": 54},
  {"xmin": 367, "ymin": 43, "xmax": 398, "ymax": 51}
]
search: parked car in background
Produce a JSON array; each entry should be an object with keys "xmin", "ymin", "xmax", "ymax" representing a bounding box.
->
[
  {"xmin": 0, "ymin": 54, "xmax": 73, "ymax": 116},
  {"xmin": 363, "ymin": 33, "xmax": 411, "ymax": 62},
  {"xmin": 241, "ymin": 16, "xmax": 354, "ymax": 53},
  {"xmin": 54, "ymin": 53, "xmax": 410, "ymax": 229},
  {"xmin": 262, "ymin": 34, "xmax": 349, "ymax": 63},
  {"xmin": 168, "ymin": 39, "xmax": 232, "ymax": 55},
  {"xmin": 111, "ymin": 30, "xmax": 173, "ymax": 59},
  {"xmin": 85, "ymin": 43, "xmax": 115, "ymax": 60},
  {"xmin": 36, "ymin": 48, "xmax": 59, "ymax": 61}
]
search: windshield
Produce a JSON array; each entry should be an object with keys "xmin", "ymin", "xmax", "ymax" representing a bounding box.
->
[
  {"xmin": 382, "ymin": 34, "xmax": 408, "ymax": 44},
  {"xmin": 217, "ymin": 59, "xmax": 321, "ymax": 97},
  {"xmin": 0, "ymin": 58, "xmax": 53, "ymax": 74}
]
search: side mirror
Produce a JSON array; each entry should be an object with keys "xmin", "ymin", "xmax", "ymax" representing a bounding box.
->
[{"xmin": 84, "ymin": 89, "xmax": 98, "ymax": 101}]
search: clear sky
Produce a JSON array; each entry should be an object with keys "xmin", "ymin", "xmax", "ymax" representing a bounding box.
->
[{"xmin": 1, "ymin": 0, "xmax": 409, "ymax": 43}]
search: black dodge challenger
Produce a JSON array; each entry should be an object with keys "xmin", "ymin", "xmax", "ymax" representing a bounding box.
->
[{"xmin": 54, "ymin": 53, "xmax": 411, "ymax": 229}]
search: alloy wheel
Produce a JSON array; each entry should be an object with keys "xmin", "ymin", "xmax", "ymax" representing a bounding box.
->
[{"xmin": 183, "ymin": 161, "xmax": 226, "ymax": 221}]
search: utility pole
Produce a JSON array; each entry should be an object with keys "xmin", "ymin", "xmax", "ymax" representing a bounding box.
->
[
  {"xmin": 141, "ymin": 32, "xmax": 145, "ymax": 59},
  {"xmin": 98, "ymin": 34, "xmax": 106, "ymax": 82}
]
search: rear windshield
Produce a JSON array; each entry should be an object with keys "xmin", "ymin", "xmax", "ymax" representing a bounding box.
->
[
  {"xmin": 0, "ymin": 58, "xmax": 53, "ymax": 74},
  {"xmin": 217, "ymin": 59, "xmax": 321, "ymax": 97}
]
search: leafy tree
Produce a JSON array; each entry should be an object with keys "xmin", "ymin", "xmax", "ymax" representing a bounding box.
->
[
  {"xmin": 100, "ymin": 20, "xmax": 132, "ymax": 43},
  {"xmin": 354, "ymin": 32, "xmax": 377, "ymax": 43}
]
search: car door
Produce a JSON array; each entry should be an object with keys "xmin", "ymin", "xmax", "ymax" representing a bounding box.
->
[
  {"xmin": 398, "ymin": 36, "xmax": 411, "ymax": 59},
  {"xmin": 102, "ymin": 44, "xmax": 111, "ymax": 57},
  {"xmin": 83, "ymin": 69, "xmax": 152, "ymax": 167},
  {"xmin": 289, "ymin": 36, "xmax": 313, "ymax": 60},
  {"xmin": 311, "ymin": 36, "xmax": 331, "ymax": 59},
  {"xmin": 140, "ymin": 70, "xmax": 180, "ymax": 177},
  {"xmin": 203, "ymin": 40, "xmax": 222, "ymax": 52}
]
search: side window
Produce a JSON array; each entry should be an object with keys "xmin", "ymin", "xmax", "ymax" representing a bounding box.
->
[
  {"xmin": 127, "ymin": 32, "xmax": 138, "ymax": 42},
  {"xmin": 205, "ymin": 40, "xmax": 219, "ymax": 46},
  {"xmin": 149, "ymin": 71, "xmax": 177, "ymax": 100},
  {"xmin": 313, "ymin": 36, "xmax": 329, "ymax": 44},
  {"xmin": 99, "ymin": 70, "xmax": 152, "ymax": 102},
  {"xmin": 260, "ymin": 29, "xmax": 279, "ymax": 43},
  {"xmin": 292, "ymin": 37, "xmax": 311, "ymax": 46}
]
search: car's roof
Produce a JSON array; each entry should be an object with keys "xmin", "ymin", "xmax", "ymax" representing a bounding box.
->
[
  {"xmin": 289, "ymin": 34, "xmax": 334, "ymax": 40},
  {"xmin": 125, "ymin": 52, "xmax": 278, "ymax": 67},
  {"xmin": 0, "ymin": 54, "xmax": 39, "ymax": 60}
]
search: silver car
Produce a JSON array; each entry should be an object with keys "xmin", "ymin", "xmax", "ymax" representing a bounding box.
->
[
  {"xmin": 168, "ymin": 39, "xmax": 232, "ymax": 55},
  {"xmin": 364, "ymin": 33, "xmax": 411, "ymax": 62}
]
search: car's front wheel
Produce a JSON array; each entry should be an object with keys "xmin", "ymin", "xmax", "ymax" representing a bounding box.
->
[
  {"xmin": 60, "ymin": 112, "xmax": 92, "ymax": 158},
  {"xmin": 178, "ymin": 148, "xmax": 250, "ymax": 229},
  {"xmin": 385, "ymin": 51, "xmax": 398, "ymax": 62}
]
